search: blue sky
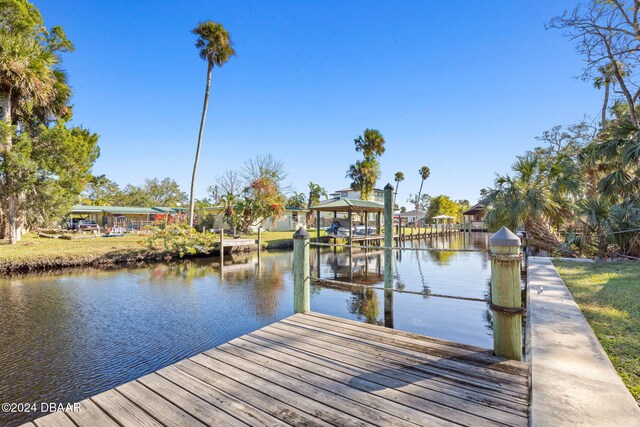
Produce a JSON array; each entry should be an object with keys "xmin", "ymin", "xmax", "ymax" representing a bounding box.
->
[{"xmin": 38, "ymin": 0, "xmax": 599, "ymax": 206}]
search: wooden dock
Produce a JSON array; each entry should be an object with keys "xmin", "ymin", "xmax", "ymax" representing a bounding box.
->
[{"xmin": 25, "ymin": 312, "xmax": 529, "ymax": 427}]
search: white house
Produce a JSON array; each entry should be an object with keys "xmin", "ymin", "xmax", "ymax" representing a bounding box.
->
[
  {"xmin": 204, "ymin": 206, "xmax": 308, "ymax": 232},
  {"xmin": 261, "ymin": 207, "xmax": 308, "ymax": 231},
  {"xmin": 328, "ymin": 187, "xmax": 385, "ymax": 203},
  {"xmin": 397, "ymin": 209, "xmax": 426, "ymax": 224}
]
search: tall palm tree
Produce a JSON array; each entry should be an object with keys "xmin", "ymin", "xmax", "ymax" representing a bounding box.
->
[
  {"xmin": 415, "ymin": 166, "xmax": 430, "ymax": 211},
  {"xmin": 393, "ymin": 171, "xmax": 404, "ymax": 209},
  {"xmin": 0, "ymin": 33, "xmax": 57, "ymax": 243},
  {"xmin": 348, "ymin": 129, "xmax": 386, "ymax": 200},
  {"xmin": 593, "ymin": 62, "xmax": 620, "ymax": 129},
  {"xmin": 188, "ymin": 21, "xmax": 236, "ymax": 227},
  {"xmin": 346, "ymin": 159, "xmax": 380, "ymax": 200}
]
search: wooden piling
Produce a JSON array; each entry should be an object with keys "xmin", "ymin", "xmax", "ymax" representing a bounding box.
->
[
  {"xmin": 257, "ymin": 226, "xmax": 262, "ymax": 252},
  {"xmin": 293, "ymin": 227, "xmax": 310, "ymax": 314},
  {"xmin": 489, "ymin": 227, "xmax": 523, "ymax": 361},
  {"xmin": 384, "ymin": 184, "xmax": 394, "ymax": 290},
  {"xmin": 219, "ymin": 228, "xmax": 224, "ymax": 260}
]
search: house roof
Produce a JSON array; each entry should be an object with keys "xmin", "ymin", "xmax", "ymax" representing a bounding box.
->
[
  {"xmin": 203, "ymin": 206, "xmax": 308, "ymax": 213},
  {"xmin": 310, "ymin": 198, "xmax": 385, "ymax": 213},
  {"xmin": 70, "ymin": 205, "xmax": 182, "ymax": 215},
  {"xmin": 399, "ymin": 210, "xmax": 425, "ymax": 217},
  {"xmin": 329, "ymin": 187, "xmax": 385, "ymax": 195},
  {"xmin": 432, "ymin": 214, "xmax": 455, "ymax": 219},
  {"xmin": 462, "ymin": 204, "xmax": 485, "ymax": 216}
]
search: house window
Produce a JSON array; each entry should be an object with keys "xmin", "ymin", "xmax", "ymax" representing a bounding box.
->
[
  {"xmin": 341, "ymin": 192, "xmax": 348, "ymax": 198},
  {"xmin": 292, "ymin": 212, "xmax": 299, "ymax": 222}
]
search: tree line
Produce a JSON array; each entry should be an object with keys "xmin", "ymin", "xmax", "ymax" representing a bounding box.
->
[
  {"xmin": 0, "ymin": 0, "xmax": 99, "ymax": 243},
  {"xmin": 482, "ymin": 0, "xmax": 640, "ymax": 258}
]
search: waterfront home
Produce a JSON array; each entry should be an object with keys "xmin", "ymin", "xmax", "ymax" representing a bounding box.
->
[
  {"xmin": 204, "ymin": 206, "xmax": 309, "ymax": 232},
  {"xmin": 462, "ymin": 204, "xmax": 487, "ymax": 230},
  {"xmin": 329, "ymin": 187, "xmax": 385, "ymax": 203},
  {"xmin": 69, "ymin": 205, "xmax": 184, "ymax": 230},
  {"xmin": 397, "ymin": 209, "xmax": 426, "ymax": 225}
]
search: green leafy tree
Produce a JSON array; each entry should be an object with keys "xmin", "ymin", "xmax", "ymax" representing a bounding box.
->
[
  {"xmin": 426, "ymin": 195, "xmax": 460, "ymax": 221},
  {"xmin": 346, "ymin": 129, "xmax": 386, "ymax": 200},
  {"xmin": 82, "ymin": 175, "xmax": 121, "ymax": 206},
  {"xmin": 143, "ymin": 177, "xmax": 188, "ymax": 206},
  {"xmin": 188, "ymin": 20, "xmax": 236, "ymax": 227},
  {"xmin": 117, "ymin": 184, "xmax": 155, "ymax": 207}
]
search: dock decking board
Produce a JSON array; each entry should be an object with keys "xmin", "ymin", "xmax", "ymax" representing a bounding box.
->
[{"xmin": 25, "ymin": 313, "xmax": 529, "ymax": 427}]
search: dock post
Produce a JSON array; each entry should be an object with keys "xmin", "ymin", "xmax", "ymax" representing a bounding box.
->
[
  {"xmin": 384, "ymin": 184, "xmax": 394, "ymax": 327},
  {"xmin": 257, "ymin": 226, "xmax": 262, "ymax": 252},
  {"xmin": 348, "ymin": 211, "xmax": 353, "ymax": 246},
  {"xmin": 293, "ymin": 227, "xmax": 311, "ymax": 314},
  {"xmin": 489, "ymin": 227, "xmax": 522, "ymax": 361},
  {"xmin": 219, "ymin": 228, "xmax": 224, "ymax": 260}
]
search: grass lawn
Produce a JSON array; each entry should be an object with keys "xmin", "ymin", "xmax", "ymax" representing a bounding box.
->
[
  {"xmin": 0, "ymin": 233, "xmax": 149, "ymax": 273},
  {"xmin": 554, "ymin": 261, "xmax": 640, "ymax": 403},
  {"xmin": 241, "ymin": 229, "xmax": 327, "ymax": 248}
]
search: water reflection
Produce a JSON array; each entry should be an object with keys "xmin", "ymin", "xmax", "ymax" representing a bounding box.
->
[{"xmin": 1, "ymin": 232, "xmax": 494, "ymax": 427}]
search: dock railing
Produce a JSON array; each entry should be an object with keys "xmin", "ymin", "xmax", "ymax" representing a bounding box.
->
[{"xmin": 293, "ymin": 183, "xmax": 523, "ymax": 361}]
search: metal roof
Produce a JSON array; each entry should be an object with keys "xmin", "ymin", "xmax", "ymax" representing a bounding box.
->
[
  {"xmin": 70, "ymin": 205, "xmax": 181, "ymax": 215},
  {"xmin": 310, "ymin": 198, "xmax": 385, "ymax": 213}
]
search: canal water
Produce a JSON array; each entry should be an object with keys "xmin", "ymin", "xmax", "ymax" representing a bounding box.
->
[{"xmin": 0, "ymin": 232, "xmax": 493, "ymax": 426}]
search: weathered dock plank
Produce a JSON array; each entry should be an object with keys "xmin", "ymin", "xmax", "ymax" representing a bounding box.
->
[{"xmin": 25, "ymin": 312, "xmax": 529, "ymax": 427}]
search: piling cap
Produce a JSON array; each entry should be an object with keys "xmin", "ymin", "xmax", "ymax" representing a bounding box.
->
[
  {"xmin": 293, "ymin": 226, "xmax": 310, "ymax": 240},
  {"xmin": 489, "ymin": 226, "xmax": 521, "ymax": 246},
  {"xmin": 384, "ymin": 183, "xmax": 394, "ymax": 191}
]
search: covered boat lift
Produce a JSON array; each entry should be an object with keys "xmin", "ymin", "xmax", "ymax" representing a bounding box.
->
[{"xmin": 309, "ymin": 198, "xmax": 386, "ymax": 245}]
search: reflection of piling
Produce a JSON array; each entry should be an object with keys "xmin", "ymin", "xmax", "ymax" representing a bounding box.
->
[
  {"xmin": 489, "ymin": 227, "xmax": 523, "ymax": 361},
  {"xmin": 316, "ymin": 245, "xmax": 321, "ymax": 279}
]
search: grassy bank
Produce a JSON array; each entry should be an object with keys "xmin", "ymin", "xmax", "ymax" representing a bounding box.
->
[
  {"xmin": 0, "ymin": 234, "xmax": 158, "ymax": 274},
  {"xmin": 554, "ymin": 261, "xmax": 640, "ymax": 402},
  {"xmin": 0, "ymin": 230, "xmax": 325, "ymax": 274},
  {"xmin": 244, "ymin": 229, "xmax": 328, "ymax": 249}
]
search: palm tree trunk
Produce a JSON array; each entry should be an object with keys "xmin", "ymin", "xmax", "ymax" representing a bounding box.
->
[
  {"xmin": 189, "ymin": 62, "xmax": 213, "ymax": 227},
  {"xmin": 393, "ymin": 182, "xmax": 399, "ymax": 209},
  {"xmin": 416, "ymin": 179, "xmax": 424, "ymax": 211},
  {"xmin": 1, "ymin": 92, "xmax": 19, "ymax": 244},
  {"xmin": 601, "ymin": 79, "xmax": 610, "ymax": 128}
]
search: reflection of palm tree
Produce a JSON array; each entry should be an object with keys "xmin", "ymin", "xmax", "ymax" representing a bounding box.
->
[
  {"xmin": 415, "ymin": 250, "xmax": 431, "ymax": 296},
  {"xmin": 394, "ymin": 243, "xmax": 405, "ymax": 291},
  {"xmin": 483, "ymin": 278, "xmax": 493, "ymax": 333}
]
